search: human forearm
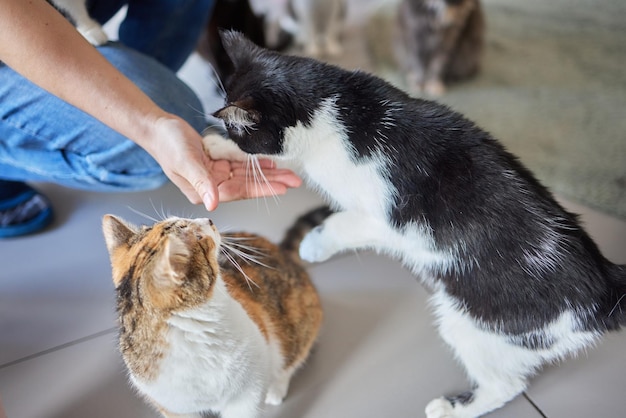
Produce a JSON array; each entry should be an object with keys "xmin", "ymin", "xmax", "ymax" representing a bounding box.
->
[{"xmin": 0, "ymin": 0, "xmax": 167, "ymax": 149}]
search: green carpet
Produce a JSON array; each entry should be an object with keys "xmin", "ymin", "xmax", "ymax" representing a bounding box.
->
[{"xmin": 365, "ymin": 0, "xmax": 626, "ymax": 219}]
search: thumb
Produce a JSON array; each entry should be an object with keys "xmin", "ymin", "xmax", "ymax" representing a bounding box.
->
[
  {"xmin": 194, "ymin": 175, "xmax": 220, "ymax": 212},
  {"xmin": 170, "ymin": 162, "xmax": 221, "ymax": 211}
]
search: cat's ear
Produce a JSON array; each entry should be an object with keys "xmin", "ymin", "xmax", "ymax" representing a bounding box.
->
[
  {"xmin": 213, "ymin": 96, "xmax": 261, "ymax": 129},
  {"xmin": 153, "ymin": 235, "xmax": 190, "ymax": 289},
  {"xmin": 102, "ymin": 215, "xmax": 137, "ymax": 255},
  {"xmin": 219, "ymin": 29, "xmax": 261, "ymax": 70}
]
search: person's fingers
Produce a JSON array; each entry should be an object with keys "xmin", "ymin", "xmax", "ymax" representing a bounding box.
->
[
  {"xmin": 173, "ymin": 157, "xmax": 229, "ymax": 211},
  {"xmin": 229, "ymin": 166, "xmax": 303, "ymax": 188},
  {"xmin": 217, "ymin": 179, "xmax": 290, "ymax": 202},
  {"xmin": 230, "ymin": 158, "xmax": 276, "ymax": 170}
]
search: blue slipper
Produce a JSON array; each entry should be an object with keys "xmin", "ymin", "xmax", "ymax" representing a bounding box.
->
[{"xmin": 0, "ymin": 182, "xmax": 54, "ymax": 238}]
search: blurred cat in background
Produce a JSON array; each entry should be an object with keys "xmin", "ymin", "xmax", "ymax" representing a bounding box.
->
[
  {"xmin": 197, "ymin": 0, "xmax": 300, "ymax": 82},
  {"xmin": 397, "ymin": 0, "xmax": 484, "ymax": 96},
  {"xmin": 102, "ymin": 207, "xmax": 326, "ymax": 418},
  {"xmin": 289, "ymin": 0, "xmax": 347, "ymax": 57},
  {"xmin": 47, "ymin": 0, "xmax": 108, "ymax": 45}
]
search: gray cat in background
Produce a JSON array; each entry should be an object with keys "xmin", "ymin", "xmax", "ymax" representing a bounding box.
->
[
  {"xmin": 398, "ymin": 0, "xmax": 484, "ymax": 96},
  {"xmin": 289, "ymin": 0, "xmax": 347, "ymax": 57}
]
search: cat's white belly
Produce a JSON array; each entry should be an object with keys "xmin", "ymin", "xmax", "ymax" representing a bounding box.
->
[
  {"xmin": 430, "ymin": 288, "xmax": 601, "ymax": 375},
  {"xmin": 131, "ymin": 279, "xmax": 277, "ymax": 415}
]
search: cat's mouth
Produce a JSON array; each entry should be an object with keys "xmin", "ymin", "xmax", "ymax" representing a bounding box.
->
[{"xmin": 178, "ymin": 218, "xmax": 221, "ymax": 247}]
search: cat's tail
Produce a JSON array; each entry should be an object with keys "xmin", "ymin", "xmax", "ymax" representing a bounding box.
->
[{"xmin": 280, "ymin": 206, "xmax": 334, "ymax": 263}]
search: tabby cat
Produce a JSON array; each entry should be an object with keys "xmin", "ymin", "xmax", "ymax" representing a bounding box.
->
[
  {"xmin": 102, "ymin": 207, "xmax": 326, "ymax": 418},
  {"xmin": 398, "ymin": 0, "xmax": 484, "ymax": 96},
  {"xmin": 208, "ymin": 31, "xmax": 626, "ymax": 418}
]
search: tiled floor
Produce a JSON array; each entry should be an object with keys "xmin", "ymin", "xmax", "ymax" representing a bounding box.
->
[{"xmin": 1, "ymin": 1, "xmax": 625, "ymax": 417}]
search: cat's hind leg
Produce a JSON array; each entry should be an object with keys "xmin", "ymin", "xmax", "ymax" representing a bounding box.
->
[
  {"xmin": 156, "ymin": 406, "xmax": 203, "ymax": 418},
  {"xmin": 265, "ymin": 365, "xmax": 298, "ymax": 405},
  {"xmin": 426, "ymin": 291, "xmax": 541, "ymax": 418},
  {"xmin": 221, "ymin": 391, "xmax": 262, "ymax": 418}
]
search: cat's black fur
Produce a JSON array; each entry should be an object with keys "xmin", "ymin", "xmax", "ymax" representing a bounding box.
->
[
  {"xmin": 197, "ymin": 0, "xmax": 292, "ymax": 81},
  {"xmin": 213, "ymin": 31, "xmax": 625, "ymax": 417}
]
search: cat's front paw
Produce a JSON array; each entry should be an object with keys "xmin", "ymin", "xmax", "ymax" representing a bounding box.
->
[
  {"xmin": 299, "ymin": 226, "xmax": 335, "ymax": 263},
  {"xmin": 425, "ymin": 397, "xmax": 456, "ymax": 418},
  {"xmin": 202, "ymin": 133, "xmax": 248, "ymax": 161}
]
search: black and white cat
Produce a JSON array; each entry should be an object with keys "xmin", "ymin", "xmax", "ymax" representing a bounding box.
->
[
  {"xmin": 206, "ymin": 31, "xmax": 626, "ymax": 418},
  {"xmin": 47, "ymin": 0, "xmax": 108, "ymax": 45}
]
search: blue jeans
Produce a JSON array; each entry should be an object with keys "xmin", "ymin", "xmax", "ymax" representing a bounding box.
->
[{"xmin": 0, "ymin": 0, "xmax": 214, "ymax": 192}]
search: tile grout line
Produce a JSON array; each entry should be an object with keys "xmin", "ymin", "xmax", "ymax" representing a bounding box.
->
[
  {"xmin": 523, "ymin": 391, "xmax": 548, "ymax": 418},
  {"xmin": 0, "ymin": 327, "xmax": 117, "ymax": 370}
]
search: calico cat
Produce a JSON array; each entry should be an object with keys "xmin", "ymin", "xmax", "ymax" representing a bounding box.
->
[
  {"xmin": 208, "ymin": 31, "xmax": 626, "ymax": 418},
  {"xmin": 47, "ymin": 0, "xmax": 108, "ymax": 45},
  {"xmin": 289, "ymin": 0, "xmax": 347, "ymax": 57},
  {"xmin": 398, "ymin": 0, "xmax": 484, "ymax": 96},
  {"xmin": 101, "ymin": 208, "xmax": 326, "ymax": 418}
]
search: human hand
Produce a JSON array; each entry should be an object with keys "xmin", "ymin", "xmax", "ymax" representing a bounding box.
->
[
  {"xmin": 144, "ymin": 116, "xmax": 301, "ymax": 211},
  {"xmin": 217, "ymin": 159, "xmax": 302, "ymax": 203}
]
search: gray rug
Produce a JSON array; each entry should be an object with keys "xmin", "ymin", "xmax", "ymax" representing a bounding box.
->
[{"xmin": 356, "ymin": 0, "xmax": 626, "ymax": 219}]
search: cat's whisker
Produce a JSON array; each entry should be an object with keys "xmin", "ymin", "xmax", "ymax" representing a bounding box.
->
[
  {"xmin": 148, "ymin": 199, "xmax": 169, "ymax": 221},
  {"xmin": 248, "ymin": 155, "xmax": 279, "ymax": 212},
  {"xmin": 206, "ymin": 62, "xmax": 227, "ymax": 99},
  {"xmin": 222, "ymin": 242, "xmax": 274, "ymax": 270},
  {"xmin": 608, "ymin": 293, "xmax": 626, "ymax": 318},
  {"xmin": 244, "ymin": 155, "xmax": 269, "ymax": 213},
  {"xmin": 127, "ymin": 206, "xmax": 159, "ymax": 223},
  {"xmin": 201, "ymin": 123, "xmax": 227, "ymax": 137},
  {"xmin": 186, "ymin": 102, "xmax": 210, "ymax": 125},
  {"xmin": 220, "ymin": 247, "xmax": 260, "ymax": 290},
  {"xmin": 222, "ymin": 239, "xmax": 271, "ymax": 259}
]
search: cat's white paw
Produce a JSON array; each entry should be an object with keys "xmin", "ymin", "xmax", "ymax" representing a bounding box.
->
[
  {"xmin": 425, "ymin": 397, "xmax": 456, "ymax": 418},
  {"xmin": 202, "ymin": 133, "xmax": 248, "ymax": 161},
  {"xmin": 264, "ymin": 387, "xmax": 285, "ymax": 406},
  {"xmin": 299, "ymin": 226, "xmax": 334, "ymax": 263},
  {"xmin": 78, "ymin": 24, "xmax": 108, "ymax": 46},
  {"xmin": 264, "ymin": 392, "xmax": 284, "ymax": 406}
]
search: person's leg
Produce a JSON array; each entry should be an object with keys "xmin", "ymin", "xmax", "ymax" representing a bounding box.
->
[
  {"xmin": 0, "ymin": 42, "xmax": 206, "ymax": 236},
  {"xmin": 119, "ymin": 0, "xmax": 216, "ymax": 72}
]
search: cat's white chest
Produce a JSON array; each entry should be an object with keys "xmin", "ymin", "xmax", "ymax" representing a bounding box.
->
[
  {"xmin": 283, "ymin": 99, "xmax": 392, "ymax": 217},
  {"xmin": 131, "ymin": 279, "xmax": 274, "ymax": 415}
]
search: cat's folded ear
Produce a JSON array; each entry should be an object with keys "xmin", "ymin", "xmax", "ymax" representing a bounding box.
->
[
  {"xmin": 213, "ymin": 96, "xmax": 261, "ymax": 128},
  {"xmin": 219, "ymin": 29, "xmax": 262, "ymax": 70},
  {"xmin": 102, "ymin": 215, "xmax": 138, "ymax": 255},
  {"xmin": 153, "ymin": 235, "xmax": 190, "ymax": 289}
]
